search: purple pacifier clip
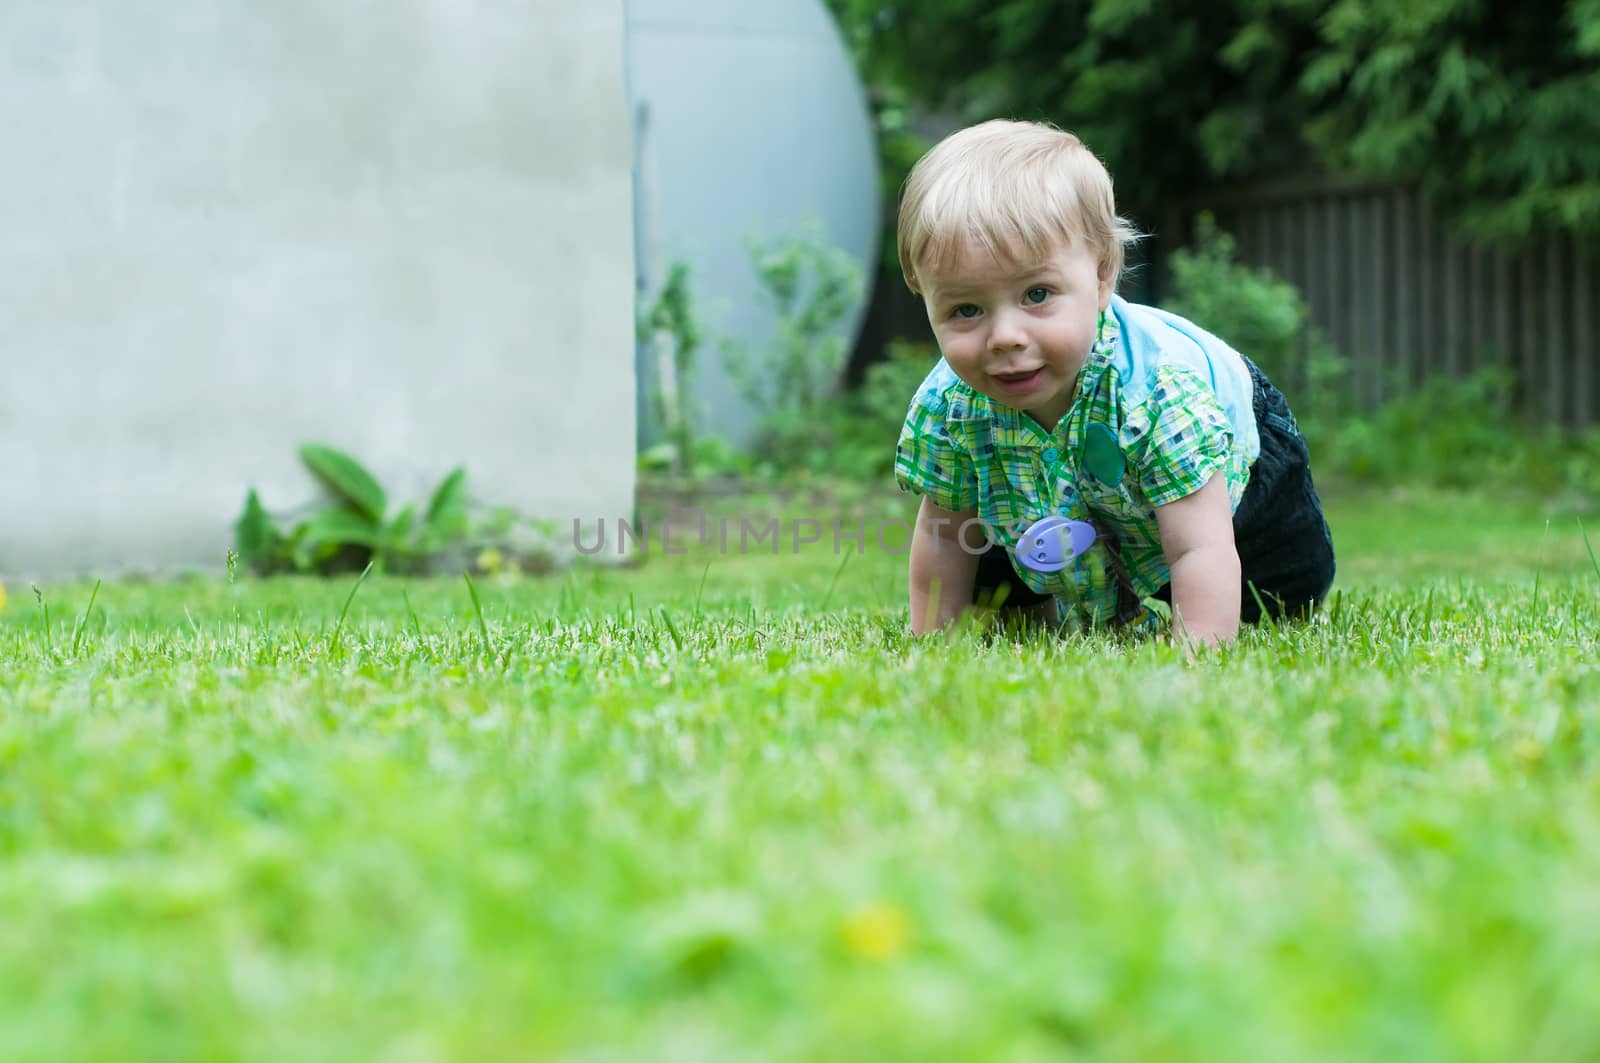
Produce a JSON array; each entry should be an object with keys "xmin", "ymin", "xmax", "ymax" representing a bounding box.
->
[{"xmin": 1014, "ymin": 514, "xmax": 1098, "ymax": 573}]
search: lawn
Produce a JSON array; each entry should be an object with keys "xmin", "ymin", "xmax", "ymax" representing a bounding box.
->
[{"xmin": 3, "ymin": 487, "xmax": 1599, "ymax": 1061}]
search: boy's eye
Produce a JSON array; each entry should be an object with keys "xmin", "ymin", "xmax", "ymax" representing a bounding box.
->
[
  {"xmin": 952, "ymin": 304, "xmax": 981, "ymax": 319},
  {"xmin": 1024, "ymin": 287, "xmax": 1051, "ymax": 305}
]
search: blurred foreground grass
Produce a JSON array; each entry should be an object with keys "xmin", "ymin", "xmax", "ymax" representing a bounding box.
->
[{"xmin": 2, "ymin": 488, "xmax": 1598, "ymax": 1061}]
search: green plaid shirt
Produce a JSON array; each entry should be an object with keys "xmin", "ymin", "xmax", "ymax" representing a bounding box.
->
[{"xmin": 895, "ymin": 296, "xmax": 1258, "ymax": 627}]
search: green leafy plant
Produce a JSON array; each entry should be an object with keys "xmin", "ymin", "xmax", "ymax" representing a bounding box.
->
[
  {"xmin": 1163, "ymin": 213, "xmax": 1348, "ymax": 406},
  {"xmin": 1326, "ymin": 368, "xmax": 1517, "ymax": 488},
  {"xmin": 1161, "ymin": 219, "xmax": 1600, "ymax": 501},
  {"xmin": 1320, "ymin": 369, "xmax": 1600, "ymax": 503},
  {"xmin": 827, "ymin": 0, "xmax": 1600, "ymax": 243},
  {"xmin": 235, "ymin": 444, "xmax": 468, "ymax": 576},
  {"xmin": 638, "ymin": 261, "xmax": 704, "ymax": 478},
  {"xmin": 720, "ymin": 227, "xmax": 865, "ymax": 466},
  {"xmin": 807, "ymin": 339, "xmax": 940, "ymax": 482}
]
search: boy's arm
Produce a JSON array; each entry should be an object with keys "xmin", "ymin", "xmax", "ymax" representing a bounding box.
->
[
  {"xmin": 1154, "ymin": 472, "xmax": 1241, "ymax": 646},
  {"xmin": 908, "ymin": 496, "xmax": 982, "ymax": 635}
]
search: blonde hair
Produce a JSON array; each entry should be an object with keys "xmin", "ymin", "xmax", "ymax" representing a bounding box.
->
[{"xmin": 897, "ymin": 119, "xmax": 1140, "ymax": 293}]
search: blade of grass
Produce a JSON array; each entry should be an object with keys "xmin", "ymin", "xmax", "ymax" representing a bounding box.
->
[
  {"xmin": 70, "ymin": 579, "xmax": 102, "ymax": 656},
  {"xmin": 464, "ymin": 571, "xmax": 494, "ymax": 661},
  {"xmin": 1533, "ymin": 519, "xmax": 1550, "ymax": 614},
  {"xmin": 820, "ymin": 551, "xmax": 852, "ymax": 612},
  {"xmin": 329, "ymin": 561, "xmax": 375, "ymax": 658},
  {"xmin": 1580, "ymin": 518, "xmax": 1600, "ymax": 583},
  {"xmin": 693, "ymin": 560, "xmax": 712, "ymax": 619},
  {"xmin": 1246, "ymin": 580, "xmax": 1274, "ymax": 631},
  {"xmin": 401, "ymin": 589, "xmax": 435, "ymax": 663},
  {"xmin": 401, "ymin": 588, "xmax": 425, "ymax": 642},
  {"xmin": 659, "ymin": 607, "xmax": 683, "ymax": 652},
  {"xmin": 32, "ymin": 586, "xmax": 50, "ymax": 653}
]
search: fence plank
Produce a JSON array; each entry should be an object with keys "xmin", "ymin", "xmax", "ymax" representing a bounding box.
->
[
  {"xmin": 1183, "ymin": 177, "xmax": 1600, "ymax": 427},
  {"xmin": 1262, "ymin": 205, "xmax": 1293, "ymax": 390},
  {"xmin": 1495, "ymin": 245, "xmax": 1515, "ymax": 377},
  {"xmin": 1353, "ymin": 196, "xmax": 1372, "ymax": 402},
  {"xmin": 1442, "ymin": 231, "xmax": 1462, "ymax": 380},
  {"xmin": 1307, "ymin": 196, "xmax": 1323, "ymax": 345},
  {"xmin": 1296, "ymin": 194, "xmax": 1315, "ymax": 398},
  {"xmin": 1323, "ymin": 196, "xmax": 1339, "ymax": 353},
  {"xmin": 1272, "ymin": 203, "xmax": 1293, "ymax": 288},
  {"xmin": 1393, "ymin": 189, "xmax": 1414, "ymax": 392},
  {"xmin": 1520, "ymin": 249, "xmax": 1540, "ymax": 418},
  {"xmin": 1342, "ymin": 194, "xmax": 1362, "ymax": 404},
  {"xmin": 1546, "ymin": 240, "xmax": 1567, "ymax": 425},
  {"xmin": 1417, "ymin": 198, "xmax": 1436, "ymax": 384},
  {"xmin": 1254, "ymin": 206, "xmax": 1272, "ymax": 278},
  {"xmin": 1248, "ymin": 209, "xmax": 1267, "ymax": 267},
  {"xmin": 1467, "ymin": 242, "xmax": 1487, "ymax": 375},
  {"xmin": 1367, "ymin": 193, "xmax": 1384, "ymax": 404},
  {"xmin": 1575, "ymin": 245, "xmax": 1594, "ymax": 427}
]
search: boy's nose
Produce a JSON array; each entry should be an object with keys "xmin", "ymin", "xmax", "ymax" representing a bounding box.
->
[{"xmin": 987, "ymin": 312, "xmax": 1027, "ymax": 352}]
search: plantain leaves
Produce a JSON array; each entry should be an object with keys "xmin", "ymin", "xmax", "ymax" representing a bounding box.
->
[
  {"xmin": 422, "ymin": 467, "xmax": 468, "ymax": 547},
  {"xmin": 300, "ymin": 507, "xmax": 386, "ymax": 551},
  {"xmin": 234, "ymin": 489, "xmax": 280, "ymax": 569},
  {"xmin": 299, "ymin": 444, "xmax": 388, "ymax": 523},
  {"xmin": 235, "ymin": 448, "xmax": 471, "ymax": 576}
]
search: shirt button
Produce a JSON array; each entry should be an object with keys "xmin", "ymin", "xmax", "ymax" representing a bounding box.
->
[{"xmin": 1042, "ymin": 448, "xmax": 1059, "ymax": 463}]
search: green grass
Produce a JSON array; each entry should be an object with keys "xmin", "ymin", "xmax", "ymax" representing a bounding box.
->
[{"xmin": 3, "ymin": 488, "xmax": 1599, "ymax": 1061}]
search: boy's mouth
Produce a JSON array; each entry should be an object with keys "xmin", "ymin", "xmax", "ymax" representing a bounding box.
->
[{"xmin": 991, "ymin": 367, "xmax": 1043, "ymax": 393}]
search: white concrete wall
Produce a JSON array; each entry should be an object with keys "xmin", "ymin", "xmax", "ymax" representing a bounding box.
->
[{"xmin": 0, "ymin": 1, "xmax": 636, "ymax": 578}]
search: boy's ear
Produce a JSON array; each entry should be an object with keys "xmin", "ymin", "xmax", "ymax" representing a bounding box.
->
[{"xmin": 1097, "ymin": 264, "xmax": 1115, "ymax": 309}]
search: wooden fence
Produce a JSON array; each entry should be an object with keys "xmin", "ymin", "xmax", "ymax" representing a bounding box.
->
[{"xmin": 1185, "ymin": 176, "xmax": 1600, "ymax": 427}]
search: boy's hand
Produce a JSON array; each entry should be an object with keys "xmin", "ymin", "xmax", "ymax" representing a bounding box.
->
[
  {"xmin": 908, "ymin": 497, "xmax": 982, "ymax": 635},
  {"xmin": 1155, "ymin": 473, "xmax": 1241, "ymax": 647}
]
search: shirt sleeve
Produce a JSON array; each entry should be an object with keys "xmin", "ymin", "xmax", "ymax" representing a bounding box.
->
[
  {"xmin": 894, "ymin": 389, "xmax": 980, "ymax": 512},
  {"xmin": 1128, "ymin": 365, "xmax": 1235, "ymax": 508}
]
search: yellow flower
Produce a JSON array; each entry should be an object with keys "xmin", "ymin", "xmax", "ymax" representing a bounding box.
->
[
  {"xmin": 0, "ymin": 581, "xmax": 7, "ymax": 612},
  {"xmin": 475, "ymin": 547, "xmax": 505, "ymax": 575},
  {"xmin": 841, "ymin": 901, "xmax": 911, "ymax": 962}
]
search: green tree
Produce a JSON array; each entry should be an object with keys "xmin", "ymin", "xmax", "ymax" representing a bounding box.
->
[
  {"xmin": 827, "ymin": 0, "xmax": 1323, "ymax": 230},
  {"xmin": 828, "ymin": 0, "xmax": 1600, "ymax": 242},
  {"xmin": 1301, "ymin": 0, "xmax": 1600, "ymax": 239}
]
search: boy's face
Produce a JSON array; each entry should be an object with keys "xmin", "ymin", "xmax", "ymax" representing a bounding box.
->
[{"xmin": 917, "ymin": 236, "xmax": 1113, "ymax": 431}]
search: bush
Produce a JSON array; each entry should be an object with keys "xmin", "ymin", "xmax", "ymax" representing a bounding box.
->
[
  {"xmin": 1164, "ymin": 215, "xmax": 1600, "ymax": 503},
  {"xmin": 666, "ymin": 340, "xmax": 938, "ymax": 486},
  {"xmin": 235, "ymin": 446, "xmax": 560, "ymax": 577},
  {"xmin": 1162, "ymin": 213, "xmax": 1348, "ymax": 427},
  {"xmin": 666, "ymin": 212, "xmax": 1600, "ymax": 504},
  {"xmin": 1321, "ymin": 369, "xmax": 1600, "ymax": 501},
  {"xmin": 816, "ymin": 340, "xmax": 941, "ymax": 481},
  {"xmin": 638, "ymin": 261, "xmax": 704, "ymax": 478},
  {"xmin": 1322, "ymin": 368, "xmax": 1513, "ymax": 488},
  {"xmin": 235, "ymin": 445, "xmax": 468, "ymax": 576},
  {"xmin": 721, "ymin": 227, "xmax": 865, "ymax": 468}
]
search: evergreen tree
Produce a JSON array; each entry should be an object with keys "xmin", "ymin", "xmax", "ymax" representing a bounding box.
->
[{"xmin": 829, "ymin": 0, "xmax": 1600, "ymax": 241}]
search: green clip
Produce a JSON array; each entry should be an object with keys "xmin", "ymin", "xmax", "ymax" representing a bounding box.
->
[{"xmin": 1082, "ymin": 423, "xmax": 1125, "ymax": 486}]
